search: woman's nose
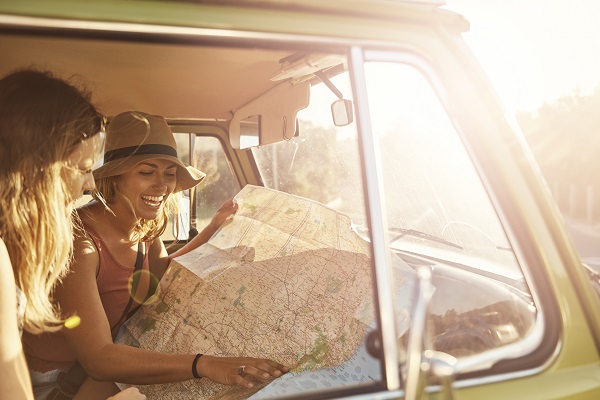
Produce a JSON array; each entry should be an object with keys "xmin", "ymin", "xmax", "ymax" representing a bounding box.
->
[
  {"xmin": 152, "ymin": 175, "xmax": 169, "ymax": 189},
  {"xmin": 83, "ymin": 173, "xmax": 96, "ymax": 193}
]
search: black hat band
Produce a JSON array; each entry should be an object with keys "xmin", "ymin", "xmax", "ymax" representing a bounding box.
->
[{"xmin": 104, "ymin": 144, "xmax": 178, "ymax": 162}]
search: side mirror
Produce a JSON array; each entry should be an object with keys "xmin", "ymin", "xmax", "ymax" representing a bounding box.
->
[{"xmin": 331, "ymin": 98, "xmax": 353, "ymax": 126}]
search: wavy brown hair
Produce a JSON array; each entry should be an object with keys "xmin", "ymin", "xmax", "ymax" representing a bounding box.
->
[{"xmin": 0, "ymin": 69, "xmax": 104, "ymax": 333}]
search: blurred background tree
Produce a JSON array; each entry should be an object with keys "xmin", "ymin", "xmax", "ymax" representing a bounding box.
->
[{"xmin": 519, "ymin": 86, "xmax": 600, "ymax": 223}]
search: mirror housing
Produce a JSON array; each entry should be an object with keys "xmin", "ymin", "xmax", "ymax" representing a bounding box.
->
[{"xmin": 331, "ymin": 98, "xmax": 353, "ymax": 126}]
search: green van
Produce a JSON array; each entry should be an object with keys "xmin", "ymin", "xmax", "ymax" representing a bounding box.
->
[{"xmin": 1, "ymin": 0, "xmax": 599, "ymax": 399}]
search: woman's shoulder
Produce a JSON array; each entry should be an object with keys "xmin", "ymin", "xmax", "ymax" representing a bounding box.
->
[
  {"xmin": 0, "ymin": 238, "xmax": 17, "ymax": 313},
  {"xmin": 0, "ymin": 237, "xmax": 8, "ymax": 259},
  {"xmin": 74, "ymin": 204, "xmax": 105, "ymax": 248},
  {"xmin": 76, "ymin": 202, "xmax": 112, "ymax": 235},
  {"xmin": 76, "ymin": 200, "xmax": 105, "ymax": 222},
  {"xmin": 0, "ymin": 238, "xmax": 14, "ymax": 284}
]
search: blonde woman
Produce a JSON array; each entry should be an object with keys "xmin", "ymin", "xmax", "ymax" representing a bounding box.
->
[{"xmin": 0, "ymin": 70, "xmax": 145, "ymax": 400}]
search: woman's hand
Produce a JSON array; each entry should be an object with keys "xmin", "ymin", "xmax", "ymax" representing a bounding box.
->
[
  {"xmin": 107, "ymin": 387, "xmax": 146, "ymax": 399},
  {"xmin": 196, "ymin": 355, "xmax": 288, "ymax": 389},
  {"xmin": 209, "ymin": 198, "xmax": 239, "ymax": 229},
  {"xmin": 168, "ymin": 198, "xmax": 239, "ymax": 260}
]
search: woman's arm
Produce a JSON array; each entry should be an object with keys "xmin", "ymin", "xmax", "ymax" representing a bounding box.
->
[
  {"xmin": 59, "ymin": 235, "xmax": 286, "ymax": 387},
  {"xmin": 0, "ymin": 239, "xmax": 34, "ymax": 400},
  {"xmin": 57, "ymin": 235, "xmax": 196, "ymax": 384},
  {"xmin": 149, "ymin": 198, "xmax": 238, "ymax": 281},
  {"xmin": 169, "ymin": 198, "xmax": 238, "ymax": 259}
]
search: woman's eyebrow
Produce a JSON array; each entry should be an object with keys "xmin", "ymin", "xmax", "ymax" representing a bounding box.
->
[
  {"xmin": 139, "ymin": 162, "xmax": 159, "ymax": 168},
  {"xmin": 138, "ymin": 162, "xmax": 178, "ymax": 169}
]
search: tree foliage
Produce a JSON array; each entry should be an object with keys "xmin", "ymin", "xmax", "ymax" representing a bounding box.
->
[
  {"xmin": 518, "ymin": 86, "xmax": 600, "ymax": 186},
  {"xmin": 518, "ymin": 86, "xmax": 600, "ymax": 221}
]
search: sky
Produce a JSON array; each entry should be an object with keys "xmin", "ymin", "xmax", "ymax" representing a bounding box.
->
[{"xmin": 443, "ymin": 0, "xmax": 600, "ymax": 113}]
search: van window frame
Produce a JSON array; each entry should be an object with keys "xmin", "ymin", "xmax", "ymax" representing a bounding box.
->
[{"xmin": 348, "ymin": 47, "xmax": 560, "ymax": 386}]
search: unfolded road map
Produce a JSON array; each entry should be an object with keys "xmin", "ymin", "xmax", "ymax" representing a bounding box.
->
[{"xmin": 116, "ymin": 185, "xmax": 399, "ymax": 399}]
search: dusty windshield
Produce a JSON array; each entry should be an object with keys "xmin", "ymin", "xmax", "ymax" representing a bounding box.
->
[{"xmin": 252, "ymin": 66, "xmax": 521, "ymax": 280}]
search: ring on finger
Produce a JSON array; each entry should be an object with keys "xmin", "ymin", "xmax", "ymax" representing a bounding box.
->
[{"xmin": 237, "ymin": 365, "xmax": 246, "ymax": 375}]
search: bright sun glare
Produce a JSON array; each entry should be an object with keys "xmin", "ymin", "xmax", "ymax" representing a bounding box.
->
[{"xmin": 445, "ymin": 0, "xmax": 600, "ymax": 113}]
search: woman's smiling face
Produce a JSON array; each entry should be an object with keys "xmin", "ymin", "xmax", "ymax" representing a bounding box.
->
[{"xmin": 117, "ymin": 158, "xmax": 178, "ymax": 220}]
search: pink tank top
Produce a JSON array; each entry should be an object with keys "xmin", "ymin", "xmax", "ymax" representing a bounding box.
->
[{"xmin": 23, "ymin": 224, "xmax": 151, "ymax": 372}]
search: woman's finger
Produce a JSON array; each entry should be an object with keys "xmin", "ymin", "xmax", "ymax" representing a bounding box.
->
[
  {"xmin": 265, "ymin": 359, "xmax": 289, "ymax": 373},
  {"xmin": 247, "ymin": 361, "xmax": 287, "ymax": 379},
  {"xmin": 241, "ymin": 365, "xmax": 272, "ymax": 380},
  {"xmin": 232, "ymin": 371, "xmax": 255, "ymax": 388}
]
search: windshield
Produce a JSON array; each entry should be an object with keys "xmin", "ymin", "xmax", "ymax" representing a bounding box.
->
[{"xmin": 252, "ymin": 64, "xmax": 520, "ymax": 280}]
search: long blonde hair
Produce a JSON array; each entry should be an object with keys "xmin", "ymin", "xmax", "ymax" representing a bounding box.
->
[{"xmin": 0, "ymin": 69, "xmax": 104, "ymax": 334}]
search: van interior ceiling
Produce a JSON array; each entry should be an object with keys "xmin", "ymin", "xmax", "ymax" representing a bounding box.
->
[{"xmin": 0, "ymin": 34, "xmax": 303, "ymax": 120}]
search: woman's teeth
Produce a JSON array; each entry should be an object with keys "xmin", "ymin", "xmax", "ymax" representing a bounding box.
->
[{"xmin": 141, "ymin": 195, "xmax": 164, "ymax": 207}]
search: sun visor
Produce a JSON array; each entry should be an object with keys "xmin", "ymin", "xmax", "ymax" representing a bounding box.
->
[{"xmin": 229, "ymin": 81, "xmax": 310, "ymax": 149}]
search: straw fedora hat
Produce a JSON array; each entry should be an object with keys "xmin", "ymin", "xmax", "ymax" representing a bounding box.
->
[{"xmin": 93, "ymin": 111, "xmax": 205, "ymax": 191}]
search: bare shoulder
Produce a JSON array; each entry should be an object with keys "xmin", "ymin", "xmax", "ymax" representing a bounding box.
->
[
  {"xmin": 75, "ymin": 201, "xmax": 117, "ymax": 246},
  {"xmin": 0, "ymin": 238, "xmax": 9, "ymax": 265},
  {"xmin": 76, "ymin": 201, "xmax": 108, "ymax": 228},
  {"xmin": 0, "ymin": 241, "xmax": 31, "ymax": 400},
  {"xmin": 0, "ymin": 238, "xmax": 18, "ymax": 335},
  {"xmin": 148, "ymin": 237, "xmax": 165, "ymax": 252},
  {"xmin": 71, "ymin": 209, "xmax": 102, "ymax": 275},
  {"xmin": 74, "ymin": 202, "xmax": 107, "ymax": 249},
  {"xmin": 0, "ymin": 239, "xmax": 15, "ymax": 296}
]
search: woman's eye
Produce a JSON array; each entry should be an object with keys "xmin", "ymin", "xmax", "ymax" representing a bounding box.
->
[
  {"xmin": 139, "ymin": 171, "xmax": 153, "ymax": 176},
  {"xmin": 165, "ymin": 172, "xmax": 176, "ymax": 178}
]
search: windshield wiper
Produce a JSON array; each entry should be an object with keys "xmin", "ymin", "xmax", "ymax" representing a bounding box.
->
[{"xmin": 389, "ymin": 227, "xmax": 463, "ymax": 250}]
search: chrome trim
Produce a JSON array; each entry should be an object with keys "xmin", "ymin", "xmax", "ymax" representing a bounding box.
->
[
  {"xmin": 349, "ymin": 45, "xmax": 401, "ymax": 391},
  {"xmin": 425, "ymin": 335, "xmax": 561, "ymax": 393},
  {"xmin": 413, "ymin": 322, "xmax": 560, "ymax": 393},
  {"xmin": 404, "ymin": 267, "xmax": 434, "ymax": 399},
  {"xmin": 455, "ymin": 311, "xmax": 547, "ymax": 374},
  {"xmin": 425, "ymin": 350, "xmax": 458, "ymax": 400}
]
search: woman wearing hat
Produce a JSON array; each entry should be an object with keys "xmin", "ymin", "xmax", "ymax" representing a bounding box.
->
[{"xmin": 22, "ymin": 111, "xmax": 287, "ymax": 399}]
